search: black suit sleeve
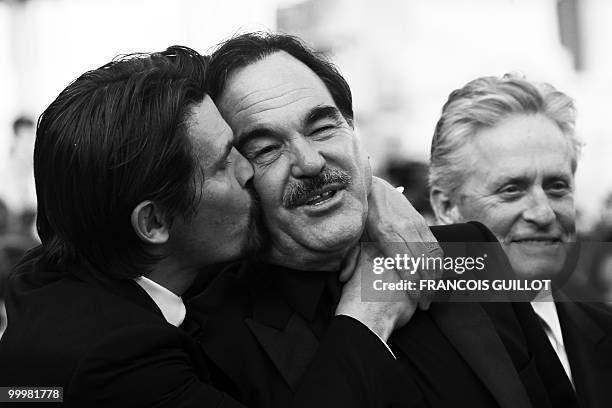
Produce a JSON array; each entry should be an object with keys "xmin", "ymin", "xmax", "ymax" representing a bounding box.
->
[
  {"xmin": 292, "ymin": 315, "xmax": 425, "ymax": 408},
  {"xmin": 66, "ymin": 324, "xmax": 245, "ymax": 408},
  {"xmin": 67, "ymin": 318, "xmax": 423, "ymax": 408}
]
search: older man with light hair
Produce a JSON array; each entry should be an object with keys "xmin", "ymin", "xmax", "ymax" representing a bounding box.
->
[{"xmin": 429, "ymin": 73, "xmax": 612, "ymax": 408}]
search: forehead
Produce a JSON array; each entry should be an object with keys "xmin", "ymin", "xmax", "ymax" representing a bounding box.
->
[
  {"xmin": 466, "ymin": 114, "xmax": 574, "ymax": 181},
  {"xmin": 217, "ymin": 51, "xmax": 336, "ymax": 132},
  {"xmin": 187, "ymin": 95, "xmax": 232, "ymax": 165}
]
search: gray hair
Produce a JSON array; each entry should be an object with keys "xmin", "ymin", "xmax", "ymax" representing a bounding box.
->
[{"xmin": 429, "ymin": 73, "xmax": 581, "ymax": 196}]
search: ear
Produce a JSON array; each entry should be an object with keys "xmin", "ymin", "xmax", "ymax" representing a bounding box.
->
[
  {"xmin": 430, "ymin": 187, "xmax": 462, "ymax": 225},
  {"xmin": 131, "ymin": 201, "xmax": 170, "ymax": 244}
]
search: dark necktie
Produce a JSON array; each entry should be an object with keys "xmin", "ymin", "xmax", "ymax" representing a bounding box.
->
[
  {"xmin": 513, "ymin": 302, "xmax": 578, "ymax": 408},
  {"xmin": 311, "ymin": 274, "xmax": 342, "ymax": 340}
]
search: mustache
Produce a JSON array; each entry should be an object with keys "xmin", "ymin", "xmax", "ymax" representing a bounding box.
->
[{"xmin": 282, "ymin": 168, "xmax": 352, "ymax": 209}]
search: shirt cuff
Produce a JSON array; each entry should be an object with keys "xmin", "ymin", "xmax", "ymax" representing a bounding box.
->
[
  {"xmin": 337, "ymin": 314, "xmax": 397, "ymax": 359},
  {"xmin": 370, "ymin": 328, "xmax": 397, "ymax": 359}
]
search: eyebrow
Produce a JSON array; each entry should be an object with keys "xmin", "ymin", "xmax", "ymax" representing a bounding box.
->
[
  {"xmin": 495, "ymin": 175, "xmax": 528, "ymax": 185},
  {"xmin": 491, "ymin": 171, "xmax": 572, "ymax": 189},
  {"xmin": 304, "ymin": 105, "xmax": 344, "ymax": 127},
  {"xmin": 236, "ymin": 105, "xmax": 344, "ymax": 151}
]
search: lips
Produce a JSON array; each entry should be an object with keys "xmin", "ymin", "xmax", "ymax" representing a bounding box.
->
[
  {"xmin": 305, "ymin": 189, "xmax": 337, "ymax": 205},
  {"xmin": 297, "ymin": 184, "xmax": 344, "ymax": 207},
  {"xmin": 511, "ymin": 237, "xmax": 562, "ymax": 245}
]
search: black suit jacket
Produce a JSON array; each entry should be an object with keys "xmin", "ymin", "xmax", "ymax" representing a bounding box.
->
[
  {"xmin": 556, "ymin": 299, "xmax": 612, "ymax": 407},
  {"xmin": 0, "ymin": 247, "xmax": 244, "ymax": 408},
  {"xmin": 188, "ymin": 222, "xmax": 534, "ymax": 408},
  {"xmin": 0, "ymin": 247, "xmax": 409, "ymax": 408}
]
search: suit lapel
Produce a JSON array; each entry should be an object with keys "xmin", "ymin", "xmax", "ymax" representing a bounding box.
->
[
  {"xmin": 245, "ymin": 313, "xmax": 319, "ymax": 390},
  {"xmin": 429, "ymin": 302, "xmax": 533, "ymax": 408},
  {"xmin": 245, "ymin": 278, "xmax": 320, "ymax": 391},
  {"xmin": 192, "ymin": 264, "xmax": 320, "ymax": 392},
  {"xmin": 427, "ymin": 223, "xmax": 532, "ymax": 407},
  {"xmin": 556, "ymin": 301, "xmax": 612, "ymax": 408}
]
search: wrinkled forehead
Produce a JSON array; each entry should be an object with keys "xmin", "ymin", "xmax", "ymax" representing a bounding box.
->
[
  {"xmin": 474, "ymin": 116, "xmax": 575, "ymax": 165},
  {"xmin": 458, "ymin": 115, "xmax": 576, "ymax": 186},
  {"xmin": 216, "ymin": 51, "xmax": 336, "ymax": 131}
]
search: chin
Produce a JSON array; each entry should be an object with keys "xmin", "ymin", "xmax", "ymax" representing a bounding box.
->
[
  {"xmin": 305, "ymin": 224, "xmax": 363, "ymax": 254},
  {"xmin": 509, "ymin": 259, "xmax": 565, "ymax": 279},
  {"xmin": 310, "ymin": 234, "xmax": 358, "ymax": 253}
]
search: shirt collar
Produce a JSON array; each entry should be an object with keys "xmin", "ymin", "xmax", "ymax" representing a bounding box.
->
[
  {"xmin": 531, "ymin": 291, "xmax": 563, "ymax": 344},
  {"xmin": 134, "ymin": 276, "xmax": 186, "ymax": 327}
]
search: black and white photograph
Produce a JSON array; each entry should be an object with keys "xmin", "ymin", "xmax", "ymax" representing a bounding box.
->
[{"xmin": 0, "ymin": 0, "xmax": 611, "ymax": 406}]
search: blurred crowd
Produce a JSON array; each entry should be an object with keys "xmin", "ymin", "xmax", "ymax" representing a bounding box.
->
[{"xmin": 0, "ymin": 116, "xmax": 39, "ymax": 337}]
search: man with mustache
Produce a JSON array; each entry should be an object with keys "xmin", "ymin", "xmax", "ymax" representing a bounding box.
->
[
  {"xmin": 189, "ymin": 32, "xmax": 535, "ymax": 408},
  {"xmin": 429, "ymin": 74, "xmax": 612, "ymax": 407},
  {"xmin": 0, "ymin": 46, "xmax": 431, "ymax": 408}
]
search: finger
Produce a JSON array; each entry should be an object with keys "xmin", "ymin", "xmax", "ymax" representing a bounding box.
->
[
  {"xmin": 417, "ymin": 242, "xmax": 444, "ymax": 310},
  {"xmin": 396, "ymin": 267, "xmax": 421, "ymax": 308},
  {"xmin": 420, "ymin": 241, "xmax": 444, "ymax": 310},
  {"xmin": 371, "ymin": 233, "xmax": 431, "ymax": 309},
  {"xmin": 388, "ymin": 236, "xmax": 442, "ymax": 310},
  {"xmin": 417, "ymin": 268, "xmax": 431, "ymax": 311}
]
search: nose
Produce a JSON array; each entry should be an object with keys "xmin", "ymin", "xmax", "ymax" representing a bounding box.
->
[
  {"xmin": 522, "ymin": 187, "xmax": 556, "ymax": 227},
  {"xmin": 232, "ymin": 147, "xmax": 254, "ymax": 187},
  {"xmin": 290, "ymin": 138, "xmax": 325, "ymax": 178}
]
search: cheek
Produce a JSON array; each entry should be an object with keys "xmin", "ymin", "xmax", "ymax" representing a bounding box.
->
[
  {"xmin": 201, "ymin": 179, "xmax": 247, "ymax": 216},
  {"xmin": 553, "ymin": 200, "xmax": 577, "ymax": 233},
  {"xmin": 332, "ymin": 136, "xmax": 370, "ymax": 191},
  {"xmin": 253, "ymin": 168, "xmax": 284, "ymax": 213},
  {"xmin": 485, "ymin": 208, "xmax": 521, "ymax": 237},
  {"xmin": 201, "ymin": 181, "xmax": 224, "ymax": 207},
  {"xmin": 461, "ymin": 200, "xmax": 519, "ymax": 237}
]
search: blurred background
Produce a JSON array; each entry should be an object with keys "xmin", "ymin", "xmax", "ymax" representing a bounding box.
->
[{"xmin": 2, "ymin": 0, "xmax": 612, "ymax": 321}]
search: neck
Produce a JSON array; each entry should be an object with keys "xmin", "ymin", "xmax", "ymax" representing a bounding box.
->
[
  {"xmin": 144, "ymin": 257, "xmax": 198, "ymax": 296},
  {"xmin": 263, "ymin": 243, "xmax": 354, "ymax": 272}
]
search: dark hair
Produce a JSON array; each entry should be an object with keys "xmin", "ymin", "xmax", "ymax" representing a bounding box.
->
[
  {"xmin": 207, "ymin": 31, "xmax": 354, "ymax": 125},
  {"xmin": 34, "ymin": 46, "xmax": 208, "ymax": 279},
  {"xmin": 12, "ymin": 115, "xmax": 35, "ymax": 135}
]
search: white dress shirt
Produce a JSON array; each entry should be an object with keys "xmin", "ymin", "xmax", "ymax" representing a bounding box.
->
[
  {"xmin": 133, "ymin": 277, "xmax": 395, "ymax": 358},
  {"xmin": 134, "ymin": 276, "xmax": 186, "ymax": 327},
  {"xmin": 531, "ymin": 292, "xmax": 574, "ymax": 387}
]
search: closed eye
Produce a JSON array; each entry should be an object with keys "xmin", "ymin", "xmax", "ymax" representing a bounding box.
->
[
  {"xmin": 243, "ymin": 143, "xmax": 282, "ymax": 165},
  {"xmin": 253, "ymin": 145, "xmax": 279, "ymax": 157},
  {"xmin": 314, "ymin": 125, "xmax": 336, "ymax": 133},
  {"xmin": 309, "ymin": 124, "xmax": 339, "ymax": 140}
]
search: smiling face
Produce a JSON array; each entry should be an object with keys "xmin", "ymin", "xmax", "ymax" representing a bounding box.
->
[
  {"xmin": 450, "ymin": 113, "xmax": 576, "ymax": 278},
  {"xmin": 217, "ymin": 51, "xmax": 371, "ymax": 270}
]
